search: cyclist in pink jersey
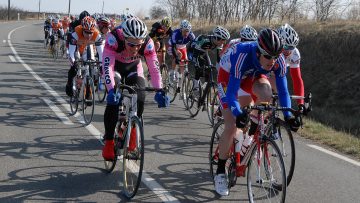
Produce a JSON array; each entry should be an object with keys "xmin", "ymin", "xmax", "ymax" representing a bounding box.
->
[{"xmin": 102, "ymin": 17, "xmax": 169, "ymax": 160}]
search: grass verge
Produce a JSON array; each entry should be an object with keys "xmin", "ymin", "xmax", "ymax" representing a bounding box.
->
[{"xmin": 300, "ymin": 118, "xmax": 360, "ymax": 161}]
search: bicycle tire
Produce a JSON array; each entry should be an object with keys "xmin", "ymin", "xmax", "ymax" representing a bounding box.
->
[
  {"xmin": 206, "ymin": 83, "xmax": 217, "ymax": 125},
  {"xmin": 69, "ymin": 77, "xmax": 79, "ymax": 115},
  {"xmin": 272, "ymin": 119, "xmax": 295, "ymax": 186},
  {"xmin": 209, "ymin": 91, "xmax": 221, "ymax": 126},
  {"xmin": 81, "ymin": 76, "xmax": 95, "ymax": 125},
  {"xmin": 104, "ymin": 121, "xmax": 124, "ymax": 173},
  {"xmin": 122, "ymin": 116, "xmax": 144, "ymax": 199},
  {"xmin": 247, "ymin": 139, "xmax": 287, "ymax": 203},
  {"xmin": 181, "ymin": 71, "xmax": 190, "ymax": 109},
  {"xmin": 187, "ymin": 79, "xmax": 201, "ymax": 117},
  {"xmin": 96, "ymin": 74, "xmax": 107, "ymax": 103},
  {"xmin": 209, "ymin": 119, "xmax": 224, "ymax": 180}
]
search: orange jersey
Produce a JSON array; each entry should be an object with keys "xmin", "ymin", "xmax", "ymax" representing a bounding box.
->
[
  {"xmin": 51, "ymin": 22, "xmax": 62, "ymax": 31},
  {"xmin": 71, "ymin": 25, "xmax": 101, "ymax": 54}
]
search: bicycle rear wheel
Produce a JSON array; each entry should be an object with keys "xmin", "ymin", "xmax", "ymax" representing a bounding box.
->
[
  {"xmin": 81, "ymin": 76, "xmax": 95, "ymax": 125},
  {"xmin": 247, "ymin": 139, "xmax": 286, "ymax": 203},
  {"xmin": 210, "ymin": 91, "xmax": 221, "ymax": 126},
  {"xmin": 122, "ymin": 116, "xmax": 144, "ymax": 199},
  {"xmin": 187, "ymin": 79, "xmax": 201, "ymax": 117},
  {"xmin": 272, "ymin": 119, "xmax": 295, "ymax": 186},
  {"xmin": 167, "ymin": 75, "xmax": 178, "ymax": 103}
]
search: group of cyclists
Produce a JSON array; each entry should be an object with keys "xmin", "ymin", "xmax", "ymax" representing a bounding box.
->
[{"xmin": 43, "ymin": 10, "xmax": 309, "ymax": 198}]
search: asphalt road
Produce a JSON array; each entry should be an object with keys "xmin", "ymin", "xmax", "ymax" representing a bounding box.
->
[{"xmin": 0, "ymin": 21, "xmax": 359, "ymax": 203}]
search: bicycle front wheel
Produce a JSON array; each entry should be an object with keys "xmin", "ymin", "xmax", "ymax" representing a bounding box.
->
[
  {"xmin": 81, "ymin": 76, "xmax": 95, "ymax": 125},
  {"xmin": 209, "ymin": 119, "xmax": 224, "ymax": 180},
  {"xmin": 272, "ymin": 119, "xmax": 295, "ymax": 186},
  {"xmin": 181, "ymin": 71, "xmax": 190, "ymax": 109},
  {"xmin": 187, "ymin": 79, "xmax": 201, "ymax": 117},
  {"xmin": 247, "ymin": 139, "xmax": 287, "ymax": 203},
  {"xmin": 96, "ymin": 74, "xmax": 107, "ymax": 103},
  {"xmin": 69, "ymin": 77, "xmax": 79, "ymax": 115},
  {"xmin": 206, "ymin": 84, "xmax": 217, "ymax": 125},
  {"xmin": 122, "ymin": 116, "xmax": 144, "ymax": 199}
]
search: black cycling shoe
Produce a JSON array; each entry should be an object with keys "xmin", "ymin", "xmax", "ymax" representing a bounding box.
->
[
  {"xmin": 176, "ymin": 87, "xmax": 181, "ymax": 93},
  {"xmin": 65, "ymin": 83, "xmax": 73, "ymax": 97}
]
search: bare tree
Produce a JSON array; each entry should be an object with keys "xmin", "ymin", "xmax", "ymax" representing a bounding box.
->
[
  {"xmin": 314, "ymin": 0, "xmax": 337, "ymax": 21},
  {"xmin": 150, "ymin": 6, "xmax": 167, "ymax": 19}
]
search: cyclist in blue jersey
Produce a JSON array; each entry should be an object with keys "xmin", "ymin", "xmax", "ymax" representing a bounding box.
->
[
  {"xmin": 167, "ymin": 20, "xmax": 196, "ymax": 88},
  {"xmin": 214, "ymin": 28, "xmax": 301, "ymax": 196}
]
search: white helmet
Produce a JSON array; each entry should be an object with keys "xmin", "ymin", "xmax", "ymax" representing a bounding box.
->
[
  {"xmin": 240, "ymin": 25, "xmax": 258, "ymax": 41},
  {"xmin": 213, "ymin": 26, "xmax": 230, "ymax": 40},
  {"xmin": 122, "ymin": 17, "xmax": 148, "ymax": 39},
  {"xmin": 279, "ymin": 24, "xmax": 299, "ymax": 47},
  {"xmin": 180, "ymin": 20, "xmax": 191, "ymax": 30},
  {"xmin": 121, "ymin": 13, "xmax": 136, "ymax": 22}
]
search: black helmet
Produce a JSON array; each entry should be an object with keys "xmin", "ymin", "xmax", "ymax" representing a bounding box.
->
[
  {"xmin": 257, "ymin": 28, "xmax": 283, "ymax": 57},
  {"xmin": 79, "ymin": 10, "xmax": 90, "ymax": 21}
]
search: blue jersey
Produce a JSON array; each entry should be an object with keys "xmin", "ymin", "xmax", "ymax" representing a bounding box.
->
[
  {"xmin": 169, "ymin": 28, "xmax": 195, "ymax": 47},
  {"xmin": 223, "ymin": 42, "xmax": 292, "ymax": 117}
]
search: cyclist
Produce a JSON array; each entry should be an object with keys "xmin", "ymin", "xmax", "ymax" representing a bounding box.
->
[
  {"xmin": 220, "ymin": 24, "xmax": 258, "ymax": 56},
  {"xmin": 189, "ymin": 26, "xmax": 230, "ymax": 97},
  {"xmin": 117, "ymin": 13, "xmax": 136, "ymax": 29},
  {"xmin": 48, "ymin": 18, "xmax": 64, "ymax": 49},
  {"xmin": 110, "ymin": 17, "xmax": 117, "ymax": 30},
  {"xmin": 65, "ymin": 16, "xmax": 104, "ymax": 99},
  {"xmin": 273, "ymin": 24, "xmax": 305, "ymax": 111},
  {"xmin": 167, "ymin": 20, "xmax": 196, "ymax": 92},
  {"xmin": 102, "ymin": 17, "xmax": 169, "ymax": 160},
  {"xmin": 66, "ymin": 11, "xmax": 91, "ymax": 56},
  {"xmin": 43, "ymin": 16, "xmax": 52, "ymax": 46},
  {"xmin": 214, "ymin": 28, "xmax": 300, "ymax": 196},
  {"xmin": 97, "ymin": 16, "xmax": 111, "ymax": 37},
  {"xmin": 149, "ymin": 16, "xmax": 173, "ymax": 67}
]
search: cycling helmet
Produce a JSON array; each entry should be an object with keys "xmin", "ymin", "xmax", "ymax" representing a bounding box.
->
[
  {"xmin": 55, "ymin": 14, "xmax": 60, "ymax": 19},
  {"xmin": 161, "ymin": 17, "xmax": 172, "ymax": 27},
  {"xmin": 122, "ymin": 17, "xmax": 148, "ymax": 39},
  {"xmin": 53, "ymin": 18, "xmax": 59, "ymax": 24},
  {"xmin": 63, "ymin": 16, "xmax": 69, "ymax": 22},
  {"xmin": 279, "ymin": 24, "xmax": 299, "ymax": 47},
  {"xmin": 79, "ymin": 10, "xmax": 90, "ymax": 21},
  {"xmin": 240, "ymin": 25, "xmax": 258, "ymax": 41},
  {"xmin": 81, "ymin": 16, "xmax": 96, "ymax": 32},
  {"xmin": 70, "ymin": 15, "xmax": 75, "ymax": 21},
  {"xmin": 180, "ymin": 20, "xmax": 191, "ymax": 30},
  {"xmin": 257, "ymin": 28, "xmax": 283, "ymax": 57},
  {"xmin": 213, "ymin": 26, "xmax": 230, "ymax": 40},
  {"xmin": 121, "ymin": 13, "xmax": 136, "ymax": 22},
  {"xmin": 97, "ymin": 16, "xmax": 110, "ymax": 28}
]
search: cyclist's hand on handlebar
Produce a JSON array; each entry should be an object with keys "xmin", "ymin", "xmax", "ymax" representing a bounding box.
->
[
  {"xmin": 107, "ymin": 89, "xmax": 121, "ymax": 105},
  {"xmin": 154, "ymin": 89, "xmax": 170, "ymax": 108},
  {"xmin": 285, "ymin": 116, "xmax": 301, "ymax": 132},
  {"xmin": 236, "ymin": 110, "xmax": 249, "ymax": 128}
]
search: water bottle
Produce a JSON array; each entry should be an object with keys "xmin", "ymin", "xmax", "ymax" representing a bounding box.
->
[{"xmin": 240, "ymin": 134, "xmax": 253, "ymax": 157}]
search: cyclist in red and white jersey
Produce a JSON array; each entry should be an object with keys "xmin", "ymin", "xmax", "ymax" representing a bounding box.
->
[
  {"xmin": 102, "ymin": 17, "xmax": 169, "ymax": 160},
  {"xmin": 271, "ymin": 24, "xmax": 305, "ymax": 109}
]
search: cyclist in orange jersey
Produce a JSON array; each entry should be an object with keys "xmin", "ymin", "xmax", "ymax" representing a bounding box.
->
[{"xmin": 65, "ymin": 16, "xmax": 105, "ymax": 97}]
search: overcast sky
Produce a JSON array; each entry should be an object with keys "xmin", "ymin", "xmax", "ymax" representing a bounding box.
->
[{"xmin": 0, "ymin": 0, "xmax": 157, "ymax": 16}]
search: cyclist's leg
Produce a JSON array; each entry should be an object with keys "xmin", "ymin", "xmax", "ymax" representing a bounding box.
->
[{"xmin": 177, "ymin": 47, "xmax": 188, "ymax": 90}]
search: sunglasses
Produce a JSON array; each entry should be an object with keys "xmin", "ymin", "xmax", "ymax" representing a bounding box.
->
[
  {"xmin": 83, "ymin": 31, "xmax": 93, "ymax": 35},
  {"xmin": 263, "ymin": 54, "xmax": 279, "ymax": 60},
  {"xmin": 284, "ymin": 45, "xmax": 295, "ymax": 51},
  {"xmin": 125, "ymin": 40, "xmax": 144, "ymax": 48},
  {"xmin": 215, "ymin": 36, "xmax": 226, "ymax": 41}
]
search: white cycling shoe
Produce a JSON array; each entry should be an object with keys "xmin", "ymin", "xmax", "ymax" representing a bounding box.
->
[{"xmin": 214, "ymin": 174, "xmax": 229, "ymax": 196}]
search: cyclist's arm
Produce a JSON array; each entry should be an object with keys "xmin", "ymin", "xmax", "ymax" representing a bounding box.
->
[
  {"xmin": 275, "ymin": 55, "xmax": 292, "ymax": 118},
  {"xmin": 289, "ymin": 49, "xmax": 304, "ymax": 104},
  {"xmin": 102, "ymin": 34, "xmax": 118, "ymax": 92},
  {"xmin": 226, "ymin": 53, "xmax": 244, "ymax": 116},
  {"xmin": 68, "ymin": 32, "xmax": 78, "ymax": 64},
  {"xmin": 170, "ymin": 31, "xmax": 178, "ymax": 57},
  {"xmin": 95, "ymin": 34, "xmax": 105, "ymax": 62},
  {"xmin": 144, "ymin": 38, "xmax": 162, "ymax": 89}
]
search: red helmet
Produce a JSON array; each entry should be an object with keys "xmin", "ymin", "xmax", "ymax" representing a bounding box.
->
[{"xmin": 82, "ymin": 16, "xmax": 96, "ymax": 32}]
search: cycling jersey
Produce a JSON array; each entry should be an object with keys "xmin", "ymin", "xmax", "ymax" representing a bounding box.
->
[
  {"xmin": 285, "ymin": 47, "xmax": 301, "ymax": 68},
  {"xmin": 68, "ymin": 25, "xmax": 104, "ymax": 63},
  {"xmin": 218, "ymin": 41, "xmax": 292, "ymax": 117},
  {"xmin": 190, "ymin": 34, "xmax": 223, "ymax": 63},
  {"xmin": 168, "ymin": 28, "xmax": 195, "ymax": 56},
  {"xmin": 44, "ymin": 21, "xmax": 51, "ymax": 31},
  {"xmin": 102, "ymin": 28, "xmax": 162, "ymax": 91}
]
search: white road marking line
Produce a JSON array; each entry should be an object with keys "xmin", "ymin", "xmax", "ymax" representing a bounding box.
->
[
  {"xmin": 8, "ymin": 24, "xmax": 179, "ymax": 203},
  {"xmin": 42, "ymin": 98, "xmax": 73, "ymax": 125},
  {"xmin": 8, "ymin": 55, "xmax": 16, "ymax": 62},
  {"xmin": 308, "ymin": 144, "xmax": 360, "ymax": 167}
]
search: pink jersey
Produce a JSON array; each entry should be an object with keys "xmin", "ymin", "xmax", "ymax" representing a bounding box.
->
[{"xmin": 102, "ymin": 29, "xmax": 162, "ymax": 91}]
